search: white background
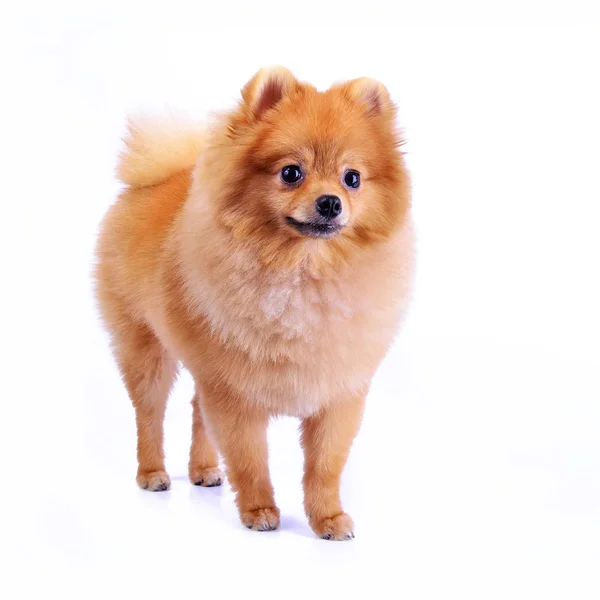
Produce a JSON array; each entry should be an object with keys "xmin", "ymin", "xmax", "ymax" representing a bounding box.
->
[{"xmin": 2, "ymin": 2, "xmax": 599, "ymax": 599}]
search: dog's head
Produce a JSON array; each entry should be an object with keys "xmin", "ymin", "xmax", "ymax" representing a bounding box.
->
[{"xmin": 208, "ymin": 67, "xmax": 410, "ymax": 270}]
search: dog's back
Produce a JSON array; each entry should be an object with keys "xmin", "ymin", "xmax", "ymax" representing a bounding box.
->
[{"xmin": 95, "ymin": 116, "xmax": 204, "ymax": 327}]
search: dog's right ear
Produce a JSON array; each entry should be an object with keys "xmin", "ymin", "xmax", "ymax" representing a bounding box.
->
[{"xmin": 241, "ymin": 66, "xmax": 299, "ymax": 121}]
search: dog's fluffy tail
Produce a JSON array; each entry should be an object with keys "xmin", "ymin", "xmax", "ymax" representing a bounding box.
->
[{"xmin": 116, "ymin": 115, "xmax": 207, "ymax": 188}]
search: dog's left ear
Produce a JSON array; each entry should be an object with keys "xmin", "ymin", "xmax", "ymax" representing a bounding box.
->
[
  {"xmin": 241, "ymin": 66, "xmax": 299, "ymax": 121},
  {"xmin": 343, "ymin": 77, "xmax": 395, "ymax": 117}
]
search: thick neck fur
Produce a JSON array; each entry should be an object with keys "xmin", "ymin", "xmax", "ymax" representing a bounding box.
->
[{"xmin": 174, "ymin": 176, "xmax": 410, "ymax": 366}]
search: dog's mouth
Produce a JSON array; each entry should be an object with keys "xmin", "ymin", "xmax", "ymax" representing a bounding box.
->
[{"xmin": 285, "ymin": 217, "xmax": 344, "ymax": 239}]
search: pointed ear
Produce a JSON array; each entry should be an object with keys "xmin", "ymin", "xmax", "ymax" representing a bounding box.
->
[
  {"xmin": 241, "ymin": 66, "xmax": 299, "ymax": 120},
  {"xmin": 343, "ymin": 77, "xmax": 395, "ymax": 117}
]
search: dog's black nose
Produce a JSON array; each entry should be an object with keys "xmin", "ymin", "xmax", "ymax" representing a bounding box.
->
[{"xmin": 315, "ymin": 195, "xmax": 342, "ymax": 219}]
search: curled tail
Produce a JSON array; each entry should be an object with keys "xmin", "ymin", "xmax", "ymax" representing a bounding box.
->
[{"xmin": 116, "ymin": 114, "xmax": 207, "ymax": 188}]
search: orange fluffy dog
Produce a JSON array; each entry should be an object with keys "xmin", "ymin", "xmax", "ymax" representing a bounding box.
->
[{"xmin": 95, "ymin": 67, "xmax": 414, "ymax": 540}]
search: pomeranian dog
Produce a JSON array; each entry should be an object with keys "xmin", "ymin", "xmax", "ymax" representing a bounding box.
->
[{"xmin": 95, "ymin": 67, "xmax": 413, "ymax": 540}]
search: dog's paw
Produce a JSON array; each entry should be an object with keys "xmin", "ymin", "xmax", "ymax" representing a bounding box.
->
[
  {"xmin": 311, "ymin": 513, "xmax": 355, "ymax": 541},
  {"xmin": 136, "ymin": 470, "xmax": 171, "ymax": 492},
  {"xmin": 241, "ymin": 507, "xmax": 281, "ymax": 532},
  {"xmin": 190, "ymin": 466, "xmax": 224, "ymax": 487}
]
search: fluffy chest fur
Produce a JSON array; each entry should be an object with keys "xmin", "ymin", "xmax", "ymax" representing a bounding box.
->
[{"xmin": 171, "ymin": 205, "xmax": 413, "ymax": 416}]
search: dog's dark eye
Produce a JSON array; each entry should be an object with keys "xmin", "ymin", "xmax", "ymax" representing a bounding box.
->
[
  {"xmin": 281, "ymin": 165, "xmax": 303, "ymax": 184},
  {"xmin": 343, "ymin": 170, "xmax": 361, "ymax": 189}
]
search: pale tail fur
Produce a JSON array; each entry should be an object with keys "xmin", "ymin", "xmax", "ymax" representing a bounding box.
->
[{"xmin": 116, "ymin": 115, "xmax": 206, "ymax": 188}]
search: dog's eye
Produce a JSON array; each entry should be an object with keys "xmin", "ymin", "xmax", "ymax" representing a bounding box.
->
[
  {"xmin": 281, "ymin": 165, "xmax": 303, "ymax": 184},
  {"xmin": 343, "ymin": 170, "xmax": 361, "ymax": 189}
]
